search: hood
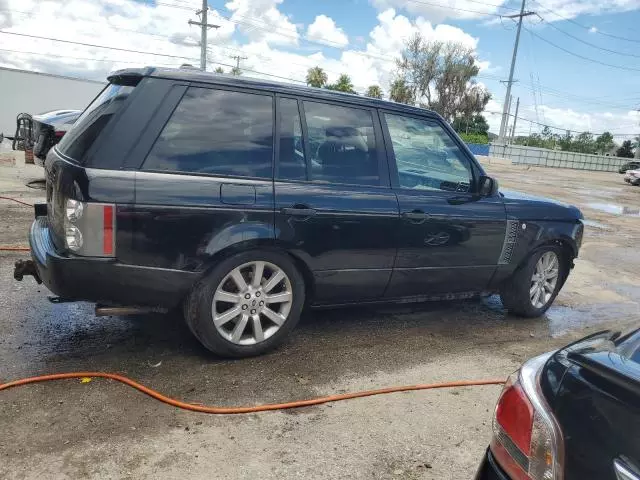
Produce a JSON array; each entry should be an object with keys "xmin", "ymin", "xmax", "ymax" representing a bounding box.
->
[{"xmin": 500, "ymin": 188, "xmax": 583, "ymax": 221}]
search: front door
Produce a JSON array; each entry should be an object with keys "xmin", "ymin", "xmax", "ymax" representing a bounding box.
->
[
  {"xmin": 274, "ymin": 97, "xmax": 399, "ymax": 303},
  {"xmin": 380, "ymin": 111, "xmax": 507, "ymax": 297}
]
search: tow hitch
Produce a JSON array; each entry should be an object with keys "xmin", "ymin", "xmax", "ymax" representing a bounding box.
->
[{"xmin": 13, "ymin": 259, "xmax": 41, "ymax": 284}]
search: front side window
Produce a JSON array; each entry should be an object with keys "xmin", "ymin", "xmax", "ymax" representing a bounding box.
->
[
  {"xmin": 303, "ymin": 101, "xmax": 379, "ymax": 186},
  {"xmin": 57, "ymin": 83, "xmax": 134, "ymax": 162},
  {"xmin": 143, "ymin": 87, "xmax": 273, "ymax": 178},
  {"xmin": 384, "ymin": 113, "xmax": 472, "ymax": 193}
]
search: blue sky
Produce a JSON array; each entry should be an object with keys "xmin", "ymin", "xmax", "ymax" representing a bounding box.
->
[{"xmin": 0, "ymin": 0, "xmax": 638, "ymax": 139}]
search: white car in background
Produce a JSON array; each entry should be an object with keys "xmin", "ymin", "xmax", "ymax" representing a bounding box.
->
[{"xmin": 624, "ymin": 169, "xmax": 640, "ymax": 186}]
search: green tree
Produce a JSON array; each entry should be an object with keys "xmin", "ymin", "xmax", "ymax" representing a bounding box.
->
[
  {"xmin": 394, "ymin": 33, "xmax": 490, "ymax": 121},
  {"xmin": 594, "ymin": 131, "xmax": 615, "ymax": 154},
  {"xmin": 573, "ymin": 132, "xmax": 596, "ymax": 154},
  {"xmin": 214, "ymin": 67, "xmax": 224, "ymax": 74},
  {"xmin": 365, "ymin": 85, "xmax": 383, "ymax": 99},
  {"xmin": 388, "ymin": 78, "xmax": 414, "ymax": 104},
  {"xmin": 326, "ymin": 74, "xmax": 356, "ymax": 94},
  {"xmin": 306, "ymin": 66, "xmax": 328, "ymax": 88},
  {"xmin": 616, "ymin": 140, "xmax": 634, "ymax": 158},
  {"xmin": 452, "ymin": 114, "xmax": 489, "ymax": 136},
  {"xmin": 231, "ymin": 66, "xmax": 242, "ymax": 76}
]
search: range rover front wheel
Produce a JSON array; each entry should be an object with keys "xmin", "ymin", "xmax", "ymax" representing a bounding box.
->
[
  {"xmin": 500, "ymin": 246, "xmax": 568, "ymax": 318},
  {"xmin": 184, "ymin": 251, "xmax": 305, "ymax": 357}
]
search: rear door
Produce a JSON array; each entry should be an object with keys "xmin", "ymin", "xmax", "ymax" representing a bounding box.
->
[
  {"xmin": 129, "ymin": 84, "xmax": 276, "ymax": 272},
  {"xmin": 380, "ymin": 111, "xmax": 506, "ymax": 297},
  {"xmin": 274, "ymin": 97, "xmax": 399, "ymax": 303}
]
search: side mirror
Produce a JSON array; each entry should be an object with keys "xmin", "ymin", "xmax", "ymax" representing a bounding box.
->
[{"xmin": 479, "ymin": 175, "xmax": 499, "ymax": 197}]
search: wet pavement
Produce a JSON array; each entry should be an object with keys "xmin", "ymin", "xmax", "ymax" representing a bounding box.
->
[{"xmin": 1, "ymin": 156, "xmax": 639, "ymax": 479}]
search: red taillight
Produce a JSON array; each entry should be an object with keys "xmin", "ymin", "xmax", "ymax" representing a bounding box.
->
[
  {"xmin": 495, "ymin": 381, "xmax": 534, "ymax": 455},
  {"xmin": 490, "ymin": 353, "xmax": 564, "ymax": 480},
  {"xmin": 103, "ymin": 205, "xmax": 114, "ymax": 255}
]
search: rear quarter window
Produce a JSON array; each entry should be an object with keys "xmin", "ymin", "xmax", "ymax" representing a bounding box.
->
[
  {"xmin": 57, "ymin": 83, "xmax": 134, "ymax": 162},
  {"xmin": 142, "ymin": 87, "xmax": 274, "ymax": 178}
]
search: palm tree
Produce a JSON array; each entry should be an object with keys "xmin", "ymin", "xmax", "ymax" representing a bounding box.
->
[
  {"xmin": 214, "ymin": 67, "xmax": 224, "ymax": 74},
  {"xmin": 231, "ymin": 66, "xmax": 242, "ymax": 76},
  {"xmin": 326, "ymin": 74, "xmax": 356, "ymax": 94},
  {"xmin": 306, "ymin": 66, "xmax": 328, "ymax": 88},
  {"xmin": 389, "ymin": 78, "xmax": 414, "ymax": 105},
  {"xmin": 365, "ymin": 85, "xmax": 383, "ymax": 99}
]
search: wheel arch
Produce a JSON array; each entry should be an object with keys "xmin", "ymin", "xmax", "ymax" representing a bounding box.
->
[{"xmin": 191, "ymin": 239, "xmax": 316, "ymax": 305}]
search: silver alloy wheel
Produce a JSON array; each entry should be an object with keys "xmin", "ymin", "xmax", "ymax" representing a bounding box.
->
[
  {"xmin": 212, "ymin": 261, "xmax": 293, "ymax": 346},
  {"xmin": 529, "ymin": 251, "xmax": 559, "ymax": 309}
]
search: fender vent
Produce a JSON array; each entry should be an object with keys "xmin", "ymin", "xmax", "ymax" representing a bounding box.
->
[{"xmin": 498, "ymin": 220, "xmax": 519, "ymax": 265}]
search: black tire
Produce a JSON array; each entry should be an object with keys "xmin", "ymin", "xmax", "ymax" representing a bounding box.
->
[
  {"xmin": 184, "ymin": 250, "xmax": 305, "ymax": 357},
  {"xmin": 500, "ymin": 246, "xmax": 568, "ymax": 318}
]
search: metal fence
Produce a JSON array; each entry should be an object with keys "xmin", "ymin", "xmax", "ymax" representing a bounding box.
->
[
  {"xmin": 489, "ymin": 143, "xmax": 630, "ymax": 172},
  {"xmin": 465, "ymin": 143, "xmax": 490, "ymax": 156}
]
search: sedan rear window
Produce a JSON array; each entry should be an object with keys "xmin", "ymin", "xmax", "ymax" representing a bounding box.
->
[{"xmin": 57, "ymin": 83, "xmax": 134, "ymax": 162}]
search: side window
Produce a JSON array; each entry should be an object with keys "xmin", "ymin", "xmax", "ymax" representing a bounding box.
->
[
  {"xmin": 143, "ymin": 87, "xmax": 273, "ymax": 178},
  {"xmin": 303, "ymin": 101, "xmax": 379, "ymax": 186},
  {"xmin": 278, "ymin": 98, "xmax": 306, "ymax": 181},
  {"xmin": 384, "ymin": 113, "xmax": 472, "ymax": 193}
]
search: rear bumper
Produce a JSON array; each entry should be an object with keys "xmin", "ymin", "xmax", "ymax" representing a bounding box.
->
[
  {"xmin": 28, "ymin": 216, "xmax": 197, "ymax": 308},
  {"xmin": 475, "ymin": 450, "xmax": 511, "ymax": 480}
]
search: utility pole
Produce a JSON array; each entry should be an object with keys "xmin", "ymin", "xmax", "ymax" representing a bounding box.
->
[
  {"xmin": 229, "ymin": 55, "xmax": 248, "ymax": 75},
  {"xmin": 510, "ymin": 97, "xmax": 520, "ymax": 144},
  {"xmin": 498, "ymin": 0, "xmax": 535, "ymax": 144},
  {"xmin": 188, "ymin": 0, "xmax": 219, "ymax": 71},
  {"xmin": 505, "ymin": 94, "xmax": 513, "ymax": 140}
]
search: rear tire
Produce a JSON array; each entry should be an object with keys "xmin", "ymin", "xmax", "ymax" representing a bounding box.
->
[
  {"xmin": 184, "ymin": 250, "xmax": 305, "ymax": 357},
  {"xmin": 500, "ymin": 246, "xmax": 568, "ymax": 318}
]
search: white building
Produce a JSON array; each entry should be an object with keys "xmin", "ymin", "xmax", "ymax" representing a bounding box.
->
[{"xmin": 0, "ymin": 67, "xmax": 104, "ymax": 141}]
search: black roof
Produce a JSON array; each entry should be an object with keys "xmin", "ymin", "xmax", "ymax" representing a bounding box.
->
[{"xmin": 108, "ymin": 66, "xmax": 441, "ymax": 120}]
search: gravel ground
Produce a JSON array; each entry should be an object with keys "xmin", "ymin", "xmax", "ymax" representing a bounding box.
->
[{"xmin": 1, "ymin": 152, "xmax": 638, "ymax": 480}]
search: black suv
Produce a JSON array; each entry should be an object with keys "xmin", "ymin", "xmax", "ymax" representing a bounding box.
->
[{"xmin": 16, "ymin": 67, "xmax": 584, "ymax": 357}]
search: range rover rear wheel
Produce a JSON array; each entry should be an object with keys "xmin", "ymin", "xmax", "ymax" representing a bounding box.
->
[
  {"xmin": 184, "ymin": 250, "xmax": 305, "ymax": 357},
  {"xmin": 500, "ymin": 246, "xmax": 568, "ymax": 318}
]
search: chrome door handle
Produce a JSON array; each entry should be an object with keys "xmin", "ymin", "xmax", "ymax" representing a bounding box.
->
[
  {"xmin": 402, "ymin": 211, "xmax": 431, "ymax": 222},
  {"xmin": 615, "ymin": 459, "xmax": 640, "ymax": 480},
  {"xmin": 282, "ymin": 207, "xmax": 317, "ymax": 217}
]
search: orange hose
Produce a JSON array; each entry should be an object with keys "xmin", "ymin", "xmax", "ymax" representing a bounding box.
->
[
  {"xmin": 0, "ymin": 372, "xmax": 505, "ymax": 415},
  {"xmin": 0, "ymin": 246, "xmax": 30, "ymax": 251},
  {"xmin": 0, "ymin": 195, "xmax": 33, "ymax": 207}
]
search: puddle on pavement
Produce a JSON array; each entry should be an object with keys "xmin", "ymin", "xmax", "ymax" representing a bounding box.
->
[
  {"xmin": 582, "ymin": 219, "xmax": 610, "ymax": 230},
  {"xmin": 587, "ymin": 202, "xmax": 640, "ymax": 217},
  {"xmin": 482, "ymin": 295, "xmax": 639, "ymax": 337},
  {"xmin": 545, "ymin": 302, "xmax": 640, "ymax": 337}
]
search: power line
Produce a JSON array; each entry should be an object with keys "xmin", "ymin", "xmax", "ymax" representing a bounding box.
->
[
  {"xmin": 523, "ymin": 26, "xmax": 640, "ymax": 73},
  {"xmin": 0, "ymin": 31, "xmax": 200, "ymax": 62},
  {"xmin": 486, "ymin": 110, "xmax": 639, "ymax": 136},
  {"xmin": 0, "ymin": 47, "xmax": 181, "ymax": 68},
  {"xmin": 529, "ymin": 0, "xmax": 640, "ymax": 44},
  {"xmin": 539, "ymin": 17, "xmax": 640, "ymax": 59}
]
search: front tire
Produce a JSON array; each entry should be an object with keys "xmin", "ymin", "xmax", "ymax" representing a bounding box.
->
[
  {"xmin": 184, "ymin": 250, "xmax": 305, "ymax": 357},
  {"xmin": 500, "ymin": 247, "xmax": 568, "ymax": 317}
]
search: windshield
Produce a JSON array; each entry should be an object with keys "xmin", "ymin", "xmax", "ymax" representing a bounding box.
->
[{"xmin": 56, "ymin": 83, "xmax": 134, "ymax": 162}]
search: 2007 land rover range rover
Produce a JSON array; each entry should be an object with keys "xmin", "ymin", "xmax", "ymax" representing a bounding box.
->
[{"xmin": 16, "ymin": 67, "xmax": 584, "ymax": 357}]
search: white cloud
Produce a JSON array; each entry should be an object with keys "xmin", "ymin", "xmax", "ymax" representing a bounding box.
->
[
  {"xmin": 370, "ymin": 0, "xmax": 509, "ymax": 21},
  {"xmin": 531, "ymin": 0, "xmax": 639, "ymax": 21},
  {"xmin": 484, "ymin": 99, "xmax": 640, "ymax": 139},
  {"xmin": 370, "ymin": 0, "xmax": 640, "ymax": 22},
  {"xmin": 306, "ymin": 15, "xmax": 349, "ymax": 47},
  {"xmin": 224, "ymin": 0, "xmax": 299, "ymax": 46}
]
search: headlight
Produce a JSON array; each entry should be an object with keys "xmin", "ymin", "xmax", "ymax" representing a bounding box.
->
[
  {"xmin": 66, "ymin": 199, "xmax": 84, "ymax": 223},
  {"xmin": 65, "ymin": 225, "xmax": 83, "ymax": 251}
]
